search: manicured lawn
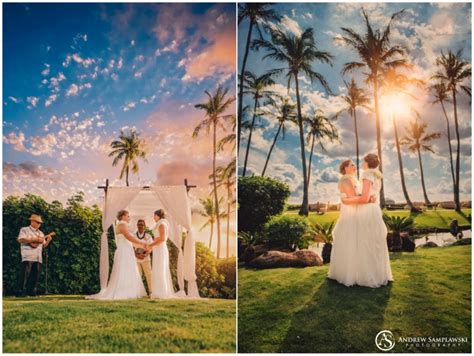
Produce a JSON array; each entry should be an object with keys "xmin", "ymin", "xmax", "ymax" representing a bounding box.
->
[
  {"xmin": 286, "ymin": 209, "xmax": 471, "ymax": 229},
  {"xmin": 3, "ymin": 296, "xmax": 236, "ymax": 353},
  {"xmin": 238, "ymin": 245, "xmax": 471, "ymax": 353}
]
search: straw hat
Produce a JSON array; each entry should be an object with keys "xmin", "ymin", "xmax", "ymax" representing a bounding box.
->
[{"xmin": 29, "ymin": 214, "xmax": 43, "ymax": 223}]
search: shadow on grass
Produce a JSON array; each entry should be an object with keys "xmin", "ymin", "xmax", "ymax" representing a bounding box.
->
[{"xmin": 280, "ymin": 278, "xmax": 393, "ymax": 353}]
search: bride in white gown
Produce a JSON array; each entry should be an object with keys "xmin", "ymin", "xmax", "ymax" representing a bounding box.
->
[
  {"xmin": 148, "ymin": 209, "xmax": 175, "ymax": 299},
  {"xmin": 328, "ymin": 155, "xmax": 393, "ymax": 288},
  {"xmin": 87, "ymin": 210, "xmax": 148, "ymax": 300}
]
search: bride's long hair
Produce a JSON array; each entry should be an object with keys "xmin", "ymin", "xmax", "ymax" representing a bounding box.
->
[{"xmin": 339, "ymin": 160, "xmax": 352, "ymax": 175}]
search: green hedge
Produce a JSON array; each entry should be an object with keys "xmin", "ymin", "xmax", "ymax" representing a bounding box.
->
[
  {"xmin": 3, "ymin": 193, "xmax": 235, "ymax": 299},
  {"xmin": 264, "ymin": 215, "xmax": 312, "ymax": 251},
  {"xmin": 238, "ymin": 176, "xmax": 290, "ymax": 233}
]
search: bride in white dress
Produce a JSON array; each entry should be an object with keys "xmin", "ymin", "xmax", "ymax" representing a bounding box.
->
[
  {"xmin": 328, "ymin": 159, "xmax": 374, "ymax": 286},
  {"xmin": 148, "ymin": 209, "xmax": 175, "ymax": 299},
  {"xmin": 330, "ymin": 154, "xmax": 393, "ymax": 288},
  {"xmin": 87, "ymin": 210, "xmax": 148, "ymax": 300}
]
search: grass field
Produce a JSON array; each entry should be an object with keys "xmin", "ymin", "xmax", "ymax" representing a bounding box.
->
[
  {"xmin": 3, "ymin": 296, "xmax": 236, "ymax": 353},
  {"xmin": 286, "ymin": 209, "xmax": 471, "ymax": 229},
  {"xmin": 238, "ymin": 245, "xmax": 471, "ymax": 353}
]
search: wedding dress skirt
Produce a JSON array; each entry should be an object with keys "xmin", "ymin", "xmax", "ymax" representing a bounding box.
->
[
  {"xmin": 328, "ymin": 202, "xmax": 359, "ymax": 286},
  {"xmin": 87, "ymin": 222, "xmax": 147, "ymax": 300},
  {"xmin": 354, "ymin": 202, "xmax": 393, "ymax": 288},
  {"xmin": 150, "ymin": 220, "xmax": 175, "ymax": 299}
]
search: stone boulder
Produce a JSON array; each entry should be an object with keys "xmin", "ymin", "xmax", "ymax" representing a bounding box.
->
[
  {"xmin": 249, "ymin": 250, "xmax": 323, "ymax": 269},
  {"xmin": 419, "ymin": 241, "xmax": 439, "ymax": 248},
  {"xmin": 242, "ymin": 244, "xmax": 269, "ymax": 263}
]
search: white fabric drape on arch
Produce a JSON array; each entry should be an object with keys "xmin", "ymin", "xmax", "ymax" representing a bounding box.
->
[
  {"xmin": 152, "ymin": 185, "xmax": 199, "ymax": 298},
  {"xmin": 99, "ymin": 185, "xmax": 199, "ymax": 298},
  {"xmin": 99, "ymin": 187, "xmax": 142, "ymax": 290}
]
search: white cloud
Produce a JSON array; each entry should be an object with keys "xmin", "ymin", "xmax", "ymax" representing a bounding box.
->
[
  {"xmin": 155, "ymin": 40, "xmax": 178, "ymax": 56},
  {"xmin": 3, "ymin": 131, "xmax": 26, "ymax": 151},
  {"xmin": 41, "ymin": 64, "xmax": 50, "ymax": 76},
  {"xmin": 134, "ymin": 72, "xmax": 142, "ymax": 78},
  {"xmin": 26, "ymin": 96, "xmax": 39, "ymax": 108},
  {"xmin": 8, "ymin": 96, "xmax": 21, "ymax": 104},
  {"xmin": 66, "ymin": 84, "xmax": 79, "ymax": 97},
  {"xmin": 44, "ymin": 94, "xmax": 58, "ymax": 107}
]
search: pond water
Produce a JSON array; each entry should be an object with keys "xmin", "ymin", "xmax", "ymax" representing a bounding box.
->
[{"xmin": 308, "ymin": 230, "xmax": 471, "ymax": 256}]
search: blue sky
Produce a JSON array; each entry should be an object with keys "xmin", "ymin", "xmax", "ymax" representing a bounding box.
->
[
  {"xmin": 3, "ymin": 3, "xmax": 236, "ymax": 255},
  {"xmin": 238, "ymin": 2, "xmax": 471, "ymax": 204}
]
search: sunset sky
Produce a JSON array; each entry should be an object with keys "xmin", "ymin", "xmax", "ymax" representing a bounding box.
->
[
  {"xmin": 238, "ymin": 2, "xmax": 471, "ymax": 204},
  {"xmin": 3, "ymin": 3, "xmax": 236, "ymax": 255}
]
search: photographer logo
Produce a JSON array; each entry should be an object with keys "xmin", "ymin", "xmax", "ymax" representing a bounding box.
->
[{"xmin": 375, "ymin": 330, "xmax": 395, "ymax": 351}]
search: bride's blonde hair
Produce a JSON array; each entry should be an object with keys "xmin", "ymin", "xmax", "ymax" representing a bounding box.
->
[{"xmin": 339, "ymin": 160, "xmax": 352, "ymax": 174}]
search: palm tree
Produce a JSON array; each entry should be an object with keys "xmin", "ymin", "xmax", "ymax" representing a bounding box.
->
[
  {"xmin": 238, "ymin": 4, "xmax": 281, "ymax": 153},
  {"xmin": 334, "ymin": 78, "xmax": 370, "ymax": 178},
  {"xmin": 198, "ymin": 197, "xmax": 226, "ymax": 250},
  {"xmin": 429, "ymin": 82, "xmax": 456, "ymax": 192},
  {"xmin": 194, "ymin": 85, "xmax": 235, "ymax": 259},
  {"xmin": 241, "ymin": 71, "xmax": 275, "ymax": 176},
  {"xmin": 198, "ymin": 197, "xmax": 217, "ymax": 249},
  {"xmin": 401, "ymin": 113, "xmax": 441, "ymax": 205},
  {"xmin": 253, "ymin": 27, "xmax": 333, "ymax": 215},
  {"xmin": 260, "ymin": 97, "xmax": 297, "ymax": 176},
  {"xmin": 109, "ymin": 128, "xmax": 147, "ymax": 186},
  {"xmin": 214, "ymin": 159, "xmax": 236, "ymax": 258},
  {"xmin": 217, "ymin": 114, "xmax": 236, "ymax": 153},
  {"xmin": 304, "ymin": 110, "xmax": 338, "ymax": 186},
  {"xmin": 381, "ymin": 67, "xmax": 423, "ymax": 212},
  {"xmin": 432, "ymin": 49, "xmax": 472, "ymax": 212},
  {"xmin": 340, "ymin": 8, "xmax": 407, "ymax": 207}
]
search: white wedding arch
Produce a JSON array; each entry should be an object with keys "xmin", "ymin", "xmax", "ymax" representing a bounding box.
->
[{"xmin": 97, "ymin": 179, "xmax": 200, "ymax": 298}]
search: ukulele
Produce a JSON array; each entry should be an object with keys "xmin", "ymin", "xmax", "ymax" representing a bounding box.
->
[{"xmin": 29, "ymin": 232, "xmax": 56, "ymax": 248}]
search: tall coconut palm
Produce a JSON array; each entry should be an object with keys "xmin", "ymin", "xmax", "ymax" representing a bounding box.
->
[
  {"xmin": 260, "ymin": 96, "xmax": 297, "ymax": 176},
  {"xmin": 253, "ymin": 27, "xmax": 333, "ymax": 215},
  {"xmin": 109, "ymin": 128, "xmax": 147, "ymax": 186},
  {"xmin": 401, "ymin": 113, "xmax": 441, "ymax": 205},
  {"xmin": 213, "ymin": 159, "xmax": 236, "ymax": 258},
  {"xmin": 334, "ymin": 77, "xmax": 370, "ymax": 178},
  {"xmin": 304, "ymin": 110, "xmax": 338, "ymax": 186},
  {"xmin": 194, "ymin": 85, "xmax": 235, "ymax": 259},
  {"xmin": 432, "ymin": 49, "xmax": 472, "ymax": 212},
  {"xmin": 198, "ymin": 197, "xmax": 226, "ymax": 251},
  {"xmin": 241, "ymin": 71, "xmax": 275, "ymax": 176},
  {"xmin": 218, "ymin": 114, "xmax": 236, "ymax": 153},
  {"xmin": 381, "ymin": 67, "xmax": 423, "ymax": 212},
  {"xmin": 340, "ymin": 8, "xmax": 407, "ymax": 208},
  {"xmin": 429, "ymin": 82, "xmax": 456, "ymax": 192},
  {"xmin": 238, "ymin": 4, "xmax": 281, "ymax": 153}
]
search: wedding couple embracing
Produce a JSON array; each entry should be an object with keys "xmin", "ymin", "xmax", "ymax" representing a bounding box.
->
[
  {"xmin": 328, "ymin": 153, "xmax": 393, "ymax": 288},
  {"xmin": 87, "ymin": 209, "xmax": 175, "ymax": 300}
]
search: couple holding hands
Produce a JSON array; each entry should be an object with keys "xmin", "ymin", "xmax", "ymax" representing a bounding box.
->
[{"xmin": 88, "ymin": 209, "xmax": 175, "ymax": 300}]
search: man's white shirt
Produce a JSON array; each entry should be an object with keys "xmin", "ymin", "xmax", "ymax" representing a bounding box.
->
[{"xmin": 18, "ymin": 226, "xmax": 45, "ymax": 263}]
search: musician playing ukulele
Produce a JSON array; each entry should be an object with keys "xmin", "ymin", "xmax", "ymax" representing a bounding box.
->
[{"xmin": 16, "ymin": 214, "xmax": 55, "ymax": 297}]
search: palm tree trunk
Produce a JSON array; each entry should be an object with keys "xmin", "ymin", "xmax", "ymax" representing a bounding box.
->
[
  {"xmin": 452, "ymin": 88, "xmax": 461, "ymax": 212},
  {"xmin": 373, "ymin": 77, "xmax": 385, "ymax": 208},
  {"xmin": 417, "ymin": 147, "xmax": 431, "ymax": 205},
  {"xmin": 209, "ymin": 222, "xmax": 214, "ymax": 249},
  {"xmin": 126, "ymin": 166, "xmax": 129, "ymax": 187},
  {"xmin": 226, "ymin": 182, "xmax": 231, "ymax": 259},
  {"xmin": 238, "ymin": 20, "xmax": 254, "ymax": 154},
  {"xmin": 242, "ymin": 99, "xmax": 258, "ymax": 177},
  {"xmin": 393, "ymin": 115, "xmax": 415, "ymax": 210},
  {"xmin": 213, "ymin": 120, "xmax": 222, "ymax": 258},
  {"xmin": 353, "ymin": 109, "xmax": 360, "ymax": 180},
  {"xmin": 440, "ymin": 100, "xmax": 456, "ymax": 191},
  {"xmin": 261, "ymin": 123, "xmax": 282, "ymax": 176},
  {"xmin": 295, "ymin": 74, "xmax": 309, "ymax": 216},
  {"xmin": 307, "ymin": 133, "xmax": 315, "ymax": 186}
]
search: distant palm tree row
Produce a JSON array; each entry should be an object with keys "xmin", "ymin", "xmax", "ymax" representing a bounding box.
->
[{"xmin": 238, "ymin": 4, "xmax": 471, "ymax": 214}]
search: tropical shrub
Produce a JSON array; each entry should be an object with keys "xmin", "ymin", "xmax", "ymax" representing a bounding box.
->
[
  {"xmin": 216, "ymin": 257, "xmax": 236, "ymax": 299},
  {"xmin": 238, "ymin": 176, "xmax": 290, "ymax": 233},
  {"xmin": 264, "ymin": 215, "xmax": 312, "ymax": 251}
]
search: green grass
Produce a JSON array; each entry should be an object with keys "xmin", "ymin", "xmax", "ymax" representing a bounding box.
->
[
  {"xmin": 286, "ymin": 209, "xmax": 471, "ymax": 229},
  {"xmin": 238, "ymin": 245, "xmax": 471, "ymax": 353},
  {"xmin": 3, "ymin": 296, "xmax": 236, "ymax": 353}
]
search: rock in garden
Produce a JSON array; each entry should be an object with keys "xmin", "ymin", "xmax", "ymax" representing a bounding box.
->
[
  {"xmin": 421, "ymin": 241, "xmax": 439, "ymax": 248},
  {"xmin": 248, "ymin": 250, "xmax": 323, "ymax": 269},
  {"xmin": 401, "ymin": 236, "xmax": 415, "ymax": 252},
  {"xmin": 242, "ymin": 244, "xmax": 269, "ymax": 263}
]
